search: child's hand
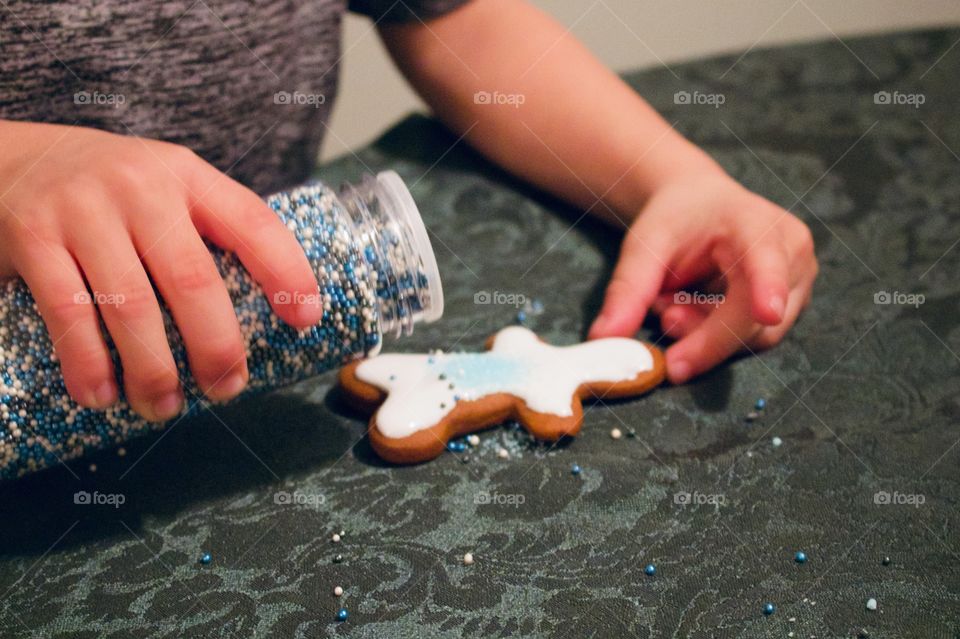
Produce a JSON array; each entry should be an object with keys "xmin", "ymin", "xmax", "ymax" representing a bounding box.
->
[
  {"xmin": 588, "ymin": 170, "xmax": 817, "ymax": 384},
  {"xmin": 0, "ymin": 121, "xmax": 323, "ymax": 420}
]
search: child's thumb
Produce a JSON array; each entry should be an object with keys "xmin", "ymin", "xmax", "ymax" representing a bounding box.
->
[{"xmin": 588, "ymin": 227, "xmax": 670, "ymax": 339}]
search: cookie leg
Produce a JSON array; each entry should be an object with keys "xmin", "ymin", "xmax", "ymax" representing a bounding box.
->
[
  {"xmin": 368, "ymin": 395, "xmax": 519, "ymax": 464},
  {"xmin": 516, "ymin": 398, "xmax": 583, "ymax": 441}
]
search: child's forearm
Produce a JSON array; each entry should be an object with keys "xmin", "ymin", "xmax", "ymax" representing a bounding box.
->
[{"xmin": 380, "ymin": 0, "xmax": 720, "ymax": 225}]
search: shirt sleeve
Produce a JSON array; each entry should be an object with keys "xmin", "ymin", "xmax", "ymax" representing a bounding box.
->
[{"xmin": 349, "ymin": 0, "xmax": 472, "ymax": 23}]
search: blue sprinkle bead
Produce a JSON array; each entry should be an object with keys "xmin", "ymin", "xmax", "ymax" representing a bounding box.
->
[
  {"xmin": 795, "ymin": 551, "xmax": 807, "ymax": 564},
  {"xmin": 571, "ymin": 464, "xmax": 582, "ymax": 475},
  {"xmin": 336, "ymin": 608, "xmax": 349, "ymax": 622},
  {"xmin": 447, "ymin": 441, "xmax": 466, "ymax": 453},
  {"xmin": 755, "ymin": 398, "xmax": 766, "ymax": 410},
  {"xmin": 199, "ymin": 553, "xmax": 212, "ymax": 565},
  {"xmin": 516, "ymin": 310, "xmax": 527, "ymax": 324},
  {"xmin": 0, "ymin": 174, "xmax": 439, "ymax": 479},
  {"xmin": 763, "ymin": 603, "xmax": 775, "ymax": 616},
  {"xmin": 644, "ymin": 564, "xmax": 656, "ymax": 576}
]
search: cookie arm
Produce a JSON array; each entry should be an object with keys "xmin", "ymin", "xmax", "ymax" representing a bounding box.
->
[
  {"xmin": 577, "ymin": 343, "xmax": 666, "ymax": 401},
  {"xmin": 337, "ymin": 361, "xmax": 387, "ymax": 412}
]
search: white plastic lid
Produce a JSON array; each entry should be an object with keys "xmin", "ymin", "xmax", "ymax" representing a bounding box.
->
[{"xmin": 375, "ymin": 170, "xmax": 444, "ymax": 324}]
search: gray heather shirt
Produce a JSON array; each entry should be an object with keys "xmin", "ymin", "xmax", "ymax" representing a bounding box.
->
[{"xmin": 0, "ymin": 0, "xmax": 469, "ymax": 194}]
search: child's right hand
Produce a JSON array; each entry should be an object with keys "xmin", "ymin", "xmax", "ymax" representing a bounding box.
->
[{"xmin": 0, "ymin": 121, "xmax": 323, "ymax": 421}]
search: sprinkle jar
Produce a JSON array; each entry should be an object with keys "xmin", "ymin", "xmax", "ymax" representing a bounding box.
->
[{"xmin": 0, "ymin": 171, "xmax": 443, "ymax": 479}]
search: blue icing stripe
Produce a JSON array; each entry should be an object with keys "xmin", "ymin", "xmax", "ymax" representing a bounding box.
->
[{"xmin": 433, "ymin": 354, "xmax": 528, "ymax": 395}]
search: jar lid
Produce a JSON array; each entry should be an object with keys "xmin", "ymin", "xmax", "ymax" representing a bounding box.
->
[{"xmin": 374, "ymin": 171, "xmax": 444, "ymax": 324}]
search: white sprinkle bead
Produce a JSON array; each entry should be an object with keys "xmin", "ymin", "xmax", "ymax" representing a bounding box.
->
[
  {"xmin": 332, "ymin": 533, "xmax": 341, "ymax": 543},
  {"xmin": 772, "ymin": 436, "xmax": 783, "ymax": 447},
  {"xmin": 333, "ymin": 586, "xmax": 343, "ymax": 597},
  {"xmin": 496, "ymin": 448, "xmax": 509, "ymax": 459},
  {"xmin": 610, "ymin": 428, "xmax": 622, "ymax": 440},
  {"xmin": 467, "ymin": 434, "xmax": 480, "ymax": 447},
  {"xmin": 462, "ymin": 552, "xmax": 474, "ymax": 565},
  {"xmin": 866, "ymin": 597, "xmax": 877, "ymax": 611}
]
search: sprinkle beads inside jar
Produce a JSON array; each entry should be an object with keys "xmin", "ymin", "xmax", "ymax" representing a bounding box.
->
[{"xmin": 0, "ymin": 172, "xmax": 442, "ymax": 479}]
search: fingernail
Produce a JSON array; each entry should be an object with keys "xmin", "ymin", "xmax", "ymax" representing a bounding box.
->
[
  {"xmin": 152, "ymin": 392, "xmax": 184, "ymax": 420},
  {"xmin": 217, "ymin": 372, "xmax": 247, "ymax": 399},
  {"xmin": 670, "ymin": 360, "xmax": 692, "ymax": 384},
  {"xmin": 295, "ymin": 302, "xmax": 322, "ymax": 327},
  {"xmin": 769, "ymin": 295, "xmax": 785, "ymax": 320},
  {"xmin": 92, "ymin": 381, "xmax": 118, "ymax": 408}
]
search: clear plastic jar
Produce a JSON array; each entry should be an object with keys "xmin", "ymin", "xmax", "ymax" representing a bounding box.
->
[
  {"xmin": 0, "ymin": 170, "xmax": 443, "ymax": 479},
  {"xmin": 338, "ymin": 171, "xmax": 443, "ymax": 341}
]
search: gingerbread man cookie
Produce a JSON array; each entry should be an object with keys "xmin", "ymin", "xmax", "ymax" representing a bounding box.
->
[{"xmin": 338, "ymin": 326, "xmax": 666, "ymax": 464}]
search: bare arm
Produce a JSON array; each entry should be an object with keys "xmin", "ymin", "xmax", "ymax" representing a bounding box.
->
[{"xmin": 379, "ymin": 0, "xmax": 718, "ymax": 226}]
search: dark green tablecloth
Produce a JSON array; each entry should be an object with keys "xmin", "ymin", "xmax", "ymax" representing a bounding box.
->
[{"xmin": 2, "ymin": 27, "xmax": 959, "ymax": 639}]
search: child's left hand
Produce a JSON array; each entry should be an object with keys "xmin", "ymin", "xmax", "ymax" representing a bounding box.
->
[
  {"xmin": 588, "ymin": 170, "xmax": 818, "ymax": 384},
  {"xmin": 381, "ymin": 0, "xmax": 817, "ymax": 383}
]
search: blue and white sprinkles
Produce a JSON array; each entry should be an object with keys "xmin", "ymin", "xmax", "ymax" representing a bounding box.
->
[{"xmin": 0, "ymin": 178, "xmax": 435, "ymax": 479}]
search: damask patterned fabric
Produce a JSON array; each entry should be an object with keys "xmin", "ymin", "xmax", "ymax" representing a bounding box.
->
[{"xmin": 1, "ymin": 28, "xmax": 959, "ymax": 638}]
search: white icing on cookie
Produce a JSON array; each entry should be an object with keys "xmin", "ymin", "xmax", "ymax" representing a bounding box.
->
[{"xmin": 354, "ymin": 326, "xmax": 654, "ymax": 439}]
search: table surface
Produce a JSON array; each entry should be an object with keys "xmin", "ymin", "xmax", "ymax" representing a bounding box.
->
[{"xmin": 2, "ymin": 27, "xmax": 959, "ymax": 639}]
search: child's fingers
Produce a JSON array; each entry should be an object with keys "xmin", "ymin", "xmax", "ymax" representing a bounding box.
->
[
  {"xmin": 133, "ymin": 211, "xmax": 248, "ymax": 402},
  {"xmin": 588, "ymin": 225, "xmax": 670, "ymax": 339},
  {"xmin": 754, "ymin": 270, "xmax": 816, "ymax": 350},
  {"xmin": 658, "ymin": 303, "xmax": 709, "ymax": 338},
  {"xmin": 665, "ymin": 259, "xmax": 814, "ymax": 380},
  {"xmin": 735, "ymin": 236, "xmax": 790, "ymax": 326},
  {"xmin": 69, "ymin": 226, "xmax": 183, "ymax": 422},
  {"xmin": 187, "ymin": 166, "xmax": 322, "ymax": 328},
  {"xmin": 15, "ymin": 245, "xmax": 118, "ymax": 409},
  {"xmin": 660, "ymin": 244, "xmax": 718, "ymax": 292},
  {"xmin": 664, "ymin": 278, "xmax": 757, "ymax": 384},
  {"xmin": 650, "ymin": 292, "xmax": 675, "ymax": 316}
]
